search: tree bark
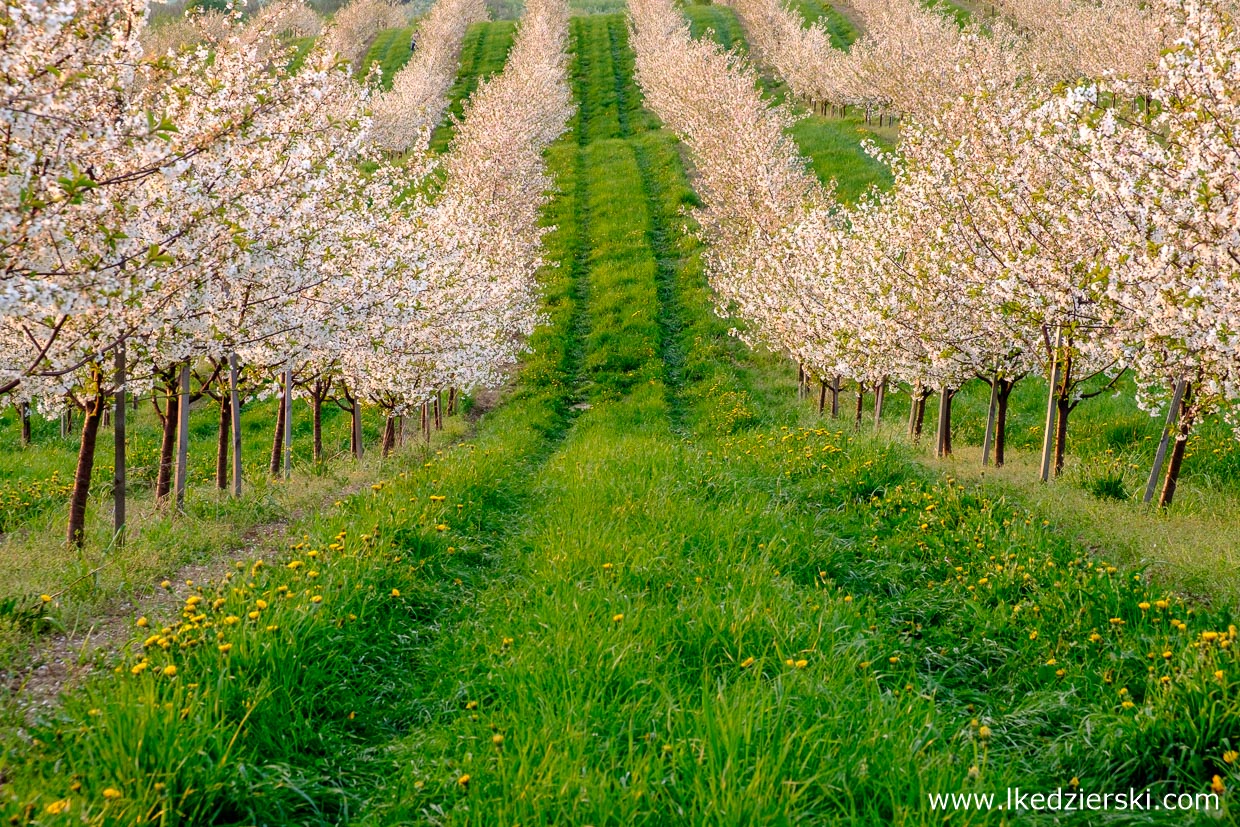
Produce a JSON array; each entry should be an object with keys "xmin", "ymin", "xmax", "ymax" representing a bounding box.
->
[
  {"xmin": 995, "ymin": 379, "xmax": 1013, "ymax": 468},
  {"xmin": 155, "ymin": 375, "xmax": 178, "ymax": 504},
  {"xmin": 935, "ymin": 387, "xmax": 955, "ymax": 458},
  {"xmin": 311, "ymin": 380, "xmax": 324, "ymax": 462},
  {"xmin": 853, "ymin": 386, "xmax": 864, "ymax": 429},
  {"xmin": 282, "ymin": 370, "xmax": 292, "ymax": 480},
  {"xmin": 1158, "ymin": 383, "xmax": 1194, "ymax": 508},
  {"xmin": 818, "ymin": 379, "xmax": 827, "ymax": 415},
  {"xmin": 382, "ymin": 415, "xmax": 396, "ymax": 457},
  {"xmin": 216, "ymin": 393, "xmax": 231, "ymax": 490},
  {"xmin": 19, "ymin": 402, "xmax": 31, "ymax": 445},
  {"xmin": 435, "ymin": 391, "xmax": 443, "ymax": 431},
  {"xmin": 113, "ymin": 345, "xmax": 126, "ymax": 546},
  {"xmin": 830, "ymin": 376, "xmax": 841, "ymax": 418},
  {"xmin": 270, "ymin": 385, "xmax": 286, "ymax": 477},
  {"xmin": 1053, "ymin": 352, "xmax": 1073, "ymax": 476},
  {"xmin": 229, "ymin": 355, "xmax": 242, "ymax": 498},
  {"xmin": 174, "ymin": 364, "xmax": 190, "ymax": 512},
  {"xmin": 67, "ymin": 392, "xmax": 104, "ymax": 548},
  {"xmin": 350, "ymin": 396, "xmax": 364, "ymax": 459},
  {"xmin": 873, "ymin": 380, "xmax": 885, "ymax": 430}
]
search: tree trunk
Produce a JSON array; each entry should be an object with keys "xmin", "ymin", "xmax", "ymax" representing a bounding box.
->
[
  {"xmin": 853, "ymin": 386, "xmax": 864, "ymax": 429},
  {"xmin": 174, "ymin": 364, "xmax": 190, "ymax": 512},
  {"xmin": 435, "ymin": 391, "xmax": 443, "ymax": 431},
  {"xmin": 19, "ymin": 402, "xmax": 31, "ymax": 445},
  {"xmin": 873, "ymin": 380, "xmax": 885, "ymax": 430},
  {"xmin": 818, "ymin": 379, "xmax": 827, "ymax": 415},
  {"xmin": 935, "ymin": 387, "xmax": 955, "ymax": 458},
  {"xmin": 448, "ymin": 387, "xmax": 457, "ymax": 416},
  {"xmin": 351, "ymin": 399, "xmax": 363, "ymax": 459},
  {"xmin": 312, "ymin": 380, "xmax": 324, "ymax": 462},
  {"xmin": 216, "ymin": 394, "xmax": 231, "ymax": 490},
  {"xmin": 229, "ymin": 354, "xmax": 242, "ymax": 498},
  {"xmin": 270, "ymin": 386, "xmax": 285, "ymax": 476},
  {"xmin": 1053, "ymin": 351, "xmax": 1072, "ymax": 476},
  {"xmin": 113, "ymin": 345, "xmax": 126, "ymax": 546},
  {"xmin": 282, "ymin": 370, "xmax": 292, "ymax": 480},
  {"xmin": 911, "ymin": 391, "xmax": 927, "ymax": 442},
  {"xmin": 995, "ymin": 380, "xmax": 1013, "ymax": 468},
  {"xmin": 382, "ymin": 415, "xmax": 396, "ymax": 457},
  {"xmin": 1158, "ymin": 383, "xmax": 1194, "ymax": 508},
  {"xmin": 67, "ymin": 393, "xmax": 104, "ymax": 548},
  {"xmin": 830, "ymin": 376, "xmax": 841, "ymax": 418},
  {"xmin": 155, "ymin": 378, "xmax": 178, "ymax": 504}
]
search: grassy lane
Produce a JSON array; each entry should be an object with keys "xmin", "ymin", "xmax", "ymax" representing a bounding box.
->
[
  {"xmin": 4, "ymin": 10, "xmax": 1240, "ymax": 827},
  {"xmin": 429, "ymin": 21, "xmax": 518, "ymax": 151}
]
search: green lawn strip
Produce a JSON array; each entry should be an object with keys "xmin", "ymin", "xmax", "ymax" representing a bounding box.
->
[
  {"xmin": 360, "ymin": 26, "xmax": 415, "ymax": 89},
  {"xmin": 790, "ymin": 0, "xmax": 858, "ymax": 49},
  {"xmin": 923, "ymin": 0, "xmax": 972, "ymax": 28},
  {"xmin": 683, "ymin": 3, "xmax": 748, "ymax": 52},
  {"xmin": 429, "ymin": 20, "xmax": 518, "ymax": 152}
]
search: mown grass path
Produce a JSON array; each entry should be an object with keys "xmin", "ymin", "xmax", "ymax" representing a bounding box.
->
[{"xmin": 3, "ymin": 11, "xmax": 1238, "ymax": 827}]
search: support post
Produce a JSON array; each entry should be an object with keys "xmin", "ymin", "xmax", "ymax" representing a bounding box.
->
[
  {"xmin": 1039, "ymin": 327, "xmax": 1062, "ymax": 483},
  {"xmin": 982, "ymin": 372, "xmax": 999, "ymax": 467},
  {"xmin": 113, "ymin": 343, "xmax": 126, "ymax": 547},
  {"xmin": 1143, "ymin": 379, "xmax": 1188, "ymax": 504},
  {"xmin": 174, "ymin": 363, "xmax": 190, "ymax": 511}
]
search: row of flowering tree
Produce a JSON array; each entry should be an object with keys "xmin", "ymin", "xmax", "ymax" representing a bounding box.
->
[
  {"xmin": 1, "ymin": 0, "xmax": 572, "ymax": 548},
  {"xmin": 630, "ymin": 0, "xmax": 1239, "ymax": 506}
]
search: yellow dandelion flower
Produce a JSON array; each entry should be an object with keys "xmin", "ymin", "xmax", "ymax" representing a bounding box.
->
[
  {"xmin": 311, "ymin": 595, "xmax": 323, "ymax": 604},
  {"xmin": 612, "ymin": 613, "xmax": 624, "ymax": 623},
  {"xmin": 247, "ymin": 611, "xmax": 260, "ymax": 620},
  {"xmin": 457, "ymin": 774, "xmax": 470, "ymax": 787},
  {"xmin": 492, "ymin": 733, "xmax": 504, "ymax": 747},
  {"xmin": 130, "ymin": 662, "xmax": 149, "ymax": 675},
  {"xmin": 794, "ymin": 659, "xmax": 808, "ymax": 669},
  {"xmin": 162, "ymin": 665, "xmax": 177, "ymax": 677},
  {"xmin": 1217, "ymin": 670, "xmax": 1227, "ymax": 681},
  {"xmin": 44, "ymin": 799, "xmax": 71, "ymax": 815},
  {"xmin": 1121, "ymin": 700, "xmax": 1135, "ymax": 709},
  {"xmin": 859, "ymin": 661, "xmax": 871, "ymax": 669},
  {"xmin": 391, "ymin": 588, "xmax": 401, "ymax": 598},
  {"xmin": 435, "ymin": 524, "xmax": 448, "ymax": 532},
  {"xmin": 978, "ymin": 726, "xmax": 991, "ymax": 739},
  {"xmin": 465, "ymin": 700, "xmax": 478, "ymax": 710},
  {"xmin": 102, "ymin": 788, "xmax": 122, "ymax": 800},
  {"xmin": 255, "ymin": 600, "xmax": 268, "ymax": 610},
  {"xmin": 136, "ymin": 616, "xmax": 149, "ymax": 628},
  {"xmin": 1212, "ymin": 775, "xmax": 1225, "ymax": 795},
  {"xmin": 889, "ymin": 656, "xmax": 899, "ymax": 664},
  {"xmin": 1224, "ymin": 751, "xmax": 1238, "ymax": 765},
  {"xmin": 1029, "ymin": 631, "xmax": 1038, "ymax": 640},
  {"xmin": 160, "ymin": 580, "xmax": 172, "ymax": 589},
  {"xmin": 740, "ymin": 657, "xmax": 756, "ymax": 668},
  {"xmin": 1138, "ymin": 602, "xmax": 1151, "ymax": 611}
]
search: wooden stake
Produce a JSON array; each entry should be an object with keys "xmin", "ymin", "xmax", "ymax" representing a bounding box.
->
[
  {"xmin": 1039, "ymin": 327, "xmax": 1062, "ymax": 483},
  {"xmin": 1144, "ymin": 379, "xmax": 1188, "ymax": 504},
  {"xmin": 113, "ymin": 343, "xmax": 126, "ymax": 548},
  {"xmin": 982, "ymin": 372, "xmax": 999, "ymax": 467},
  {"xmin": 283, "ymin": 369, "xmax": 292, "ymax": 480},
  {"xmin": 229, "ymin": 354, "xmax": 242, "ymax": 497},
  {"xmin": 174, "ymin": 363, "xmax": 190, "ymax": 512}
]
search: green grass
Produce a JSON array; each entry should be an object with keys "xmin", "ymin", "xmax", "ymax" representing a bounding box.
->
[
  {"xmin": 923, "ymin": 0, "xmax": 972, "ymax": 27},
  {"xmin": 429, "ymin": 20, "xmax": 518, "ymax": 152},
  {"xmin": 790, "ymin": 0, "xmax": 858, "ymax": 49},
  {"xmin": 360, "ymin": 26, "xmax": 415, "ymax": 88},
  {"xmin": 2, "ymin": 9, "xmax": 1240, "ymax": 827},
  {"xmin": 683, "ymin": 3, "xmax": 748, "ymax": 51}
]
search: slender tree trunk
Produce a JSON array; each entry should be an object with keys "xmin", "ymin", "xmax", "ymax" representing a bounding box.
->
[
  {"xmin": 156, "ymin": 378, "xmax": 178, "ymax": 504},
  {"xmin": 830, "ymin": 376, "xmax": 841, "ymax": 418},
  {"xmin": 995, "ymin": 380, "xmax": 1013, "ymax": 468},
  {"xmin": 448, "ymin": 387, "xmax": 457, "ymax": 416},
  {"xmin": 229, "ymin": 355, "xmax": 242, "ymax": 498},
  {"xmin": 818, "ymin": 379, "xmax": 827, "ymax": 415},
  {"xmin": 935, "ymin": 387, "xmax": 955, "ymax": 458},
  {"xmin": 1053, "ymin": 353, "xmax": 1074, "ymax": 477},
  {"xmin": 873, "ymin": 379, "xmax": 885, "ymax": 430},
  {"xmin": 382, "ymin": 415, "xmax": 396, "ymax": 457},
  {"xmin": 282, "ymin": 370, "xmax": 292, "ymax": 480},
  {"xmin": 216, "ymin": 394, "xmax": 231, "ymax": 490},
  {"xmin": 853, "ymin": 386, "xmax": 864, "ymax": 429},
  {"xmin": 19, "ymin": 402, "xmax": 31, "ymax": 445},
  {"xmin": 435, "ymin": 391, "xmax": 443, "ymax": 430},
  {"xmin": 312, "ymin": 381, "xmax": 324, "ymax": 462},
  {"xmin": 351, "ymin": 399, "xmax": 364, "ymax": 459},
  {"xmin": 397, "ymin": 415, "xmax": 405, "ymax": 447},
  {"xmin": 798, "ymin": 364, "xmax": 805, "ymax": 400},
  {"xmin": 1159, "ymin": 409, "xmax": 1194, "ymax": 508},
  {"xmin": 982, "ymin": 375, "xmax": 1000, "ymax": 467},
  {"xmin": 421, "ymin": 401, "xmax": 430, "ymax": 442},
  {"xmin": 113, "ymin": 345, "xmax": 126, "ymax": 547},
  {"xmin": 1040, "ymin": 327, "xmax": 1063, "ymax": 482},
  {"xmin": 174, "ymin": 364, "xmax": 190, "ymax": 512},
  {"xmin": 67, "ymin": 393, "xmax": 104, "ymax": 548},
  {"xmin": 270, "ymin": 386, "xmax": 285, "ymax": 476},
  {"xmin": 910, "ymin": 390, "xmax": 928, "ymax": 443}
]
